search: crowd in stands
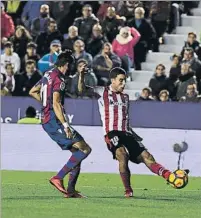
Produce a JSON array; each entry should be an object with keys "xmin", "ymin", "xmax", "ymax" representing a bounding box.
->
[{"xmin": 1, "ymin": 1, "xmax": 201, "ymax": 103}]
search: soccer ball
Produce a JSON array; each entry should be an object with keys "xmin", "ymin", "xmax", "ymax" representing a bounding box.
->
[{"xmin": 168, "ymin": 170, "xmax": 188, "ymax": 189}]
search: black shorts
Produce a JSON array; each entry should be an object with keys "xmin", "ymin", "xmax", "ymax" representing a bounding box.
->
[{"xmin": 105, "ymin": 130, "xmax": 146, "ymax": 164}]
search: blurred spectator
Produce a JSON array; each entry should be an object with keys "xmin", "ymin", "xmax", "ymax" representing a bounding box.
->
[
  {"xmin": 101, "ymin": 6, "xmax": 125, "ymax": 43},
  {"xmin": 180, "ymin": 84, "xmax": 201, "ymax": 103},
  {"xmin": 136, "ymin": 87, "xmax": 154, "ymax": 101},
  {"xmin": 0, "ymin": 73, "xmax": 11, "ymax": 96},
  {"xmin": 181, "ymin": 32, "xmax": 201, "ymax": 61},
  {"xmin": 127, "ymin": 7, "xmax": 156, "ymax": 70},
  {"xmin": 17, "ymin": 106, "xmax": 41, "ymax": 124},
  {"xmin": 13, "ymin": 60, "xmax": 42, "ymax": 96},
  {"xmin": 86, "ymin": 24, "xmax": 108, "ymax": 57},
  {"xmin": 56, "ymin": 1, "xmax": 84, "ymax": 34},
  {"xmin": 38, "ymin": 40, "xmax": 61, "ymax": 74},
  {"xmin": 176, "ymin": 63, "xmax": 197, "ymax": 100},
  {"xmin": 1, "ymin": 2, "xmax": 15, "ymax": 38},
  {"xmin": 6, "ymin": 0, "xmax": 25, "ymax": 25},
  {"xmin": 73, "ymin": 4, "xmax": 99, "ymax": 42},
  {"xmin": 36, "ymin": 20, "xmax": 63, "ymax": 56},
  {"xmin": 62, "ymin": 26, "xmax": 83, "ymax": 51},
  {"xmin": 181, "ymin": 48, "xmax": 201, "ymax": 93},
  {"xmin": 168, "ymin": 54, "xmax": 182, "ymax": 100},
  {"xmin": 4, "ymin": 63, "xmax": 15, "ymax": 93},
  {"xmin": 118, "ymin": 1, "xmax": 140, "ymax": 21},
  {"xmin": 0, "ymin": 42, "xmax": 20, "ymax": 74},
  {"xmin": 183, "ymin": 1, "xmax": 200, "ymax": 16},
  {"xmin": 92, "ymin": 42, "xmax": 121, "ymax": 85},
  {"xmin": 148, "ymin": 64, "xmax": 169, "ymax": 99},
  {"xmin": 73, "ymin": 40, "xmax": 93, "ymax": 67},
  {"xmin": 112, "ymin": 27, "xmax": 141, "ymax": 71},
  {"xmin": 21, "ymin": 1, "xmax": 45, "ymax": 29},
  {"xmin": 10, "ymin": 25, "xmax": 33, "ymax": 59},
  {"xmin": 69, "ymin": 59, "xmax": 97, "ymax": 98},
  {"xmin": 47, "ymin": 1, "xmax": 73, "ymax": 32},
  {"xmin": 168, "ymin": 2, "xmax": 181, "ymax": 33},
  {"xmin": 169, "ymin": 54, "xmax": 181, "ymax": 83},
  {"xmin": 159, "ymin": 90, "xmax": 170, "ymax": 102},
  {"xmin": 97, "ymin": 1, "xmax": 114, "ymax": 21},
  {"xmin": 149, "ymin": 1, "xmax": 171, "ymax": 52},
  {"xmin": 22, "ymin": 42, "xmax": 40, "ymax": 71},
  {"xmin": 1, "ymin": 37, "xmax": 8, "ymax": 54},
  {"xmin": 30, "ymin": 4, "xmax": 53, "ymax": 39}
]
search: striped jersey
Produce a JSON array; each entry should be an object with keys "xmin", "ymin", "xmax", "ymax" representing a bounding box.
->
[{"xmin": 95, "ymin": 85, "xmax": 130, "ymax": 135}]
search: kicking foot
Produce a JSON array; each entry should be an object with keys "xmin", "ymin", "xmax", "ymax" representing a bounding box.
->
[
  {"xmin": 64, "ymin": 190, "xmax": 87, "ymax": 198},
  {"xmin": 124, "ymin": 189, "xmax": 133, "ymax": 198},
  {"xmin": 49, "ymin": 176, "xmax": 67, "ymax": 194}
]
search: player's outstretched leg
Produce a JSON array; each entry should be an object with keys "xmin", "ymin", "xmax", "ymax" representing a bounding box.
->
[
  {"xmin": 138, "ymin": 150, "xmax": 172, "ymax": 181},
  {"xmin": 50, "ymin": 141, "xmax": 91, "ymax": 196},
  {"xmin": 116, "ymin": 147, "xmax": 133, "ymax": 197}
]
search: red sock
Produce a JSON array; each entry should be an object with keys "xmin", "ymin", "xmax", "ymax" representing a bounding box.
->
[
  {"xmin": 150, "ymin": 163, "xmax": 171, "ymax": 180},
  {"xmin": 120, "ymin": 169, "xmax": 132, "ymax": 192}
]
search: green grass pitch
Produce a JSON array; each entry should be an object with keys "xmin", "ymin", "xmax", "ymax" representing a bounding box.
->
[{"xmin": 2, "ymin": 171, "xmax": 201, "ymax": 218}]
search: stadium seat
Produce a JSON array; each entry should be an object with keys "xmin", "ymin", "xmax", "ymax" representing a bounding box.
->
[
  {"xmin": 124, "ymin": 89, "xmax": 141, "ymax": 100},
  {"xmin": 131, "ymin": 71, "xmax": 153, "ymax": 83},
  {"xmin": 125, "ymin": 81, "xmax": 148, "ymax": 90},
  {"xmin": 163, "ymin": 34, "xmax": 187, "ymax": 45},
  {"xmin": 160, "ymin": 45, "xmax": 182, "ymax": 53},
  {"xmin": 181, "ymin": 14, "xmax": 201, "ymax": 38},
  {"xmin": 191, "ymin": 8, "xmax": 201, "ymax": 16},
  {"xmin": 141, "ymin": 62, "xmax": 171, "ymax": 73},
  {"xmin": 146, "ymin": 52, "xmax": 173, "ymax": 62},
  {"xmin": 176, "ymin": 26, "xmax": 196, "ymax": 35}
]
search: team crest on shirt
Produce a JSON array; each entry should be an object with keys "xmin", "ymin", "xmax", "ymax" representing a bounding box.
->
[
  {"xmin": 60, "ymin": 82, "xmax": 65, "ymax": 91},
  {"xmin": 109, "ymin": 100, "xmax": 127, "ymax": 107}
]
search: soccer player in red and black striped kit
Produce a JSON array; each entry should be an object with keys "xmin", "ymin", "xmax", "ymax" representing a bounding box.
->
[{"xmin": 78, "ymin": 66, "xmax": 187, "ymax": 197}]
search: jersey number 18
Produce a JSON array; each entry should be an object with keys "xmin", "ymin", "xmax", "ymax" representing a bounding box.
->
[{"xmin": 40, "ymin": 84, "xmax": 47, "ymax": 107}]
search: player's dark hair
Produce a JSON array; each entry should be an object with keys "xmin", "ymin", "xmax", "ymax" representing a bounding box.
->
[
  {"xmin": 55, "ymin": 50, "xmax": 75, "ymax": 67},
  {"xmin": 109, "ymin": 67, "xmax": 126, "ymax": 79},
  {"xmin": 26, "ymin": 106, "xmax": 36, "ymax": 118}
]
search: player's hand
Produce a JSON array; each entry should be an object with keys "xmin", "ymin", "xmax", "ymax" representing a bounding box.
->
[{"xmin": 64, "ymin": 127, "xmax": 74, "ymax": 139}]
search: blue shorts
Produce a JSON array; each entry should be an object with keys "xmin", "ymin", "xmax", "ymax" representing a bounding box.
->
[{"xmin": 42, "ymin": 120, "xmax": 83, "ymax": 150}]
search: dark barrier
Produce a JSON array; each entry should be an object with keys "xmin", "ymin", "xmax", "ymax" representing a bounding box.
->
[{"xmin": 1, "ymin": 97, "xmax": 201, "ymax": 130}]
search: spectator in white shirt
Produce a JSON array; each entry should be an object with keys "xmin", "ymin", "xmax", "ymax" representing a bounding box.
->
[{"xmin": 1, "ymin": 41, "xmax": 20, "ymax": 74}]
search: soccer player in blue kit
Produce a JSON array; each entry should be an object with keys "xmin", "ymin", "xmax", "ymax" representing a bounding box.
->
[{"xmin": 29, "ymin": 50, "xmax": 91, "ymax": 198}]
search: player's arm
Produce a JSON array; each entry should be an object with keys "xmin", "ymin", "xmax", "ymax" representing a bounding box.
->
[
  {"xmin": 52, "ymin": 92, "xmax": 67, "ymax": 125},
  {"xmin": 53, "ymin": 78, "xmax": 74, "ymax": 138},
  {"xmin": 29, "ymin": 80, "xmax": 42, "ymax": 102}
]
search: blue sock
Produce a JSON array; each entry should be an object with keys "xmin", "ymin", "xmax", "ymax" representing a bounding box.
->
[
  {"xmin": 56, "ymin": 150, "xmax": 87, "ymax": 179},
  {"xmin": 67, "ymin": 164, "xmax": 81, "ymax": 193}
]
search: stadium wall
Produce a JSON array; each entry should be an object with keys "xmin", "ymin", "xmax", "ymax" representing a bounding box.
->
[
  {"xmin": 2, "ymin": 97, "xmax": 201, "ymax": 130},
  {"xmin": 2, "ymin": 124, "xmax": 201, "ymax": 177}
]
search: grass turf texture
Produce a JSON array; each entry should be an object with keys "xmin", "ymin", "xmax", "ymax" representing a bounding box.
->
[{"xmin": 2, "ymin": 171, "xmax": 201, "ymax": 218}]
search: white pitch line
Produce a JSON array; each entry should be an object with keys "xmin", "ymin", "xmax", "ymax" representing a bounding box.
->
[{"xmin": 2, "ymin": 183, "xmax": 200, "ymax": 192}]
